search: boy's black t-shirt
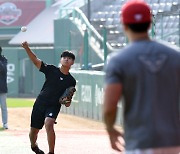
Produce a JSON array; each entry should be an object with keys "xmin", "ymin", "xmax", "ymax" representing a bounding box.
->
[{"xmin": 37, "ymin": 61, "xmax": 76, "ymax": 106}]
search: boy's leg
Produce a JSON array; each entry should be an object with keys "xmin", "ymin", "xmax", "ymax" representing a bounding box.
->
[
  {"xmin": 44, "ymin": 105, "xmax": 61, "ymax": 154},
  {"xmin": 29, "ymin": 127, "xmax": 40, "ymax": 148},
  {"xmin": 30, "ymin": 102, "xmax": 45, "ymax": 154},
  {"xmin": 29, "ymin": 127, "xmax": 45, "ymax": 154},
  {"xmin": 45, "ymin": 117, "xmax": 56, "ymax": 154}
]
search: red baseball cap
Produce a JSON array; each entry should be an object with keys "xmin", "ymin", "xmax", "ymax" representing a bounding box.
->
[{"xmin": 121, "ymin": 0, "xmax": 151, "ymax": 24}]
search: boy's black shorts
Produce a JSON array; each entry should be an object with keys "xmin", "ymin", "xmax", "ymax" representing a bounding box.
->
[{"xmin": 31, "ymin": 99, "xmax": 61, "ymax": 129}]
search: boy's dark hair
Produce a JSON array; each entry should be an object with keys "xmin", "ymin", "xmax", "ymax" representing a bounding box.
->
[
  {"xmin": 61, "ymin": 50, "xmax": 75, "ymax": 60},
  {"xmin": 126, "ymin": 22, "xmax": 150, "ymax": 33}
]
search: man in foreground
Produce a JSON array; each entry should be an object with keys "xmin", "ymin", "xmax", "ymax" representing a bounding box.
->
[
  {"xmin": 22, "ymin": 41, "xmax": 76, "ymax": 154},
  {"xmin": 103, "ymin": 0, "xmax": 180, "ymax": 153}
]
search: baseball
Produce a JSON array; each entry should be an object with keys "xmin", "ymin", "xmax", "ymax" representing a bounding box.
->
[{"xmin": 21, "ymin": 26, "xmax": 27, "ymax": 32}]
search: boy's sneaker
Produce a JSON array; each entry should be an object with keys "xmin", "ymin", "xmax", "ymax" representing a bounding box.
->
[
  {"xmin": 31, "ymin": 145, "xmax": 45, "ymax": 154},
  {"xmin": 3, "ymin": 123, "xmax": 8, "ymax": 129}
]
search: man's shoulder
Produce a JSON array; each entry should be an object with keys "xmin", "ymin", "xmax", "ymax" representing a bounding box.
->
[
  {"xmin": 107, "ymin": 45, "xmax": 133, "ymax": 63},
  {"xmin": 42, "ymin": 61, "xmax": 57, "ymax": 69},
  {"xmin": 155, "ymin": 40, "xmax": 180, "ymax": 52},
  {"xmin": 68, "ymin": 73, "xmax": 76, "ymax": 84},
  {"xmin": 40, "ymin": 61, "xmax": 58, "ymax": 74},
  {"xmin": 69, "ymin": 73, "xmax": 76, "ymax": 80}
]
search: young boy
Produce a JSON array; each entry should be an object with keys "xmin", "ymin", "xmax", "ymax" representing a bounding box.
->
[{"xmin": 22, "ymin": 41, "xmax": 76, "ymax": 154}]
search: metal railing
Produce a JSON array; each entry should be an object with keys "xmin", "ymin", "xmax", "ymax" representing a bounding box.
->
[{"xmin": 59, "ymin": 7, "xmax": 117, "ymax": 61}]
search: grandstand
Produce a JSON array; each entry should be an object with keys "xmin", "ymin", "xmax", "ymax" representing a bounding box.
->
[
  {"xmin": 53, "ymin": 0, "xmax": 179, "ymax": 70},
  {"xmin": 0, "ymin": 0, "xmax": 178, "ymax": 72},
  {"xmin": 89, "ymin": 0, "xmax": 180, "ymax": 49},
  {"xmin": 49, "ymin": 0, "xmax": 179, "ymax": 69},
  {"xmin": 0, "ymin": 0, "xmax": 179, "ymax": 50}
]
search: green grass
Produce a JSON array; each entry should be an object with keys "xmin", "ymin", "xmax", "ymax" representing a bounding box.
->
[
  {"xmin": 0, "ymin": 127, "xmax": 5, "ymax": 131},
  {"xmin": 7, "ymin": 98, "xmax": 35, "ymax": 108}
]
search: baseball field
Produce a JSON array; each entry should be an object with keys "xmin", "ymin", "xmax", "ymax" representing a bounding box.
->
[{"xmin": 0, "ymin": 98, "xmax": 122, "ymax": 154}]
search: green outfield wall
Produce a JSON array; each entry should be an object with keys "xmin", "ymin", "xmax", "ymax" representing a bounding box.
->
[
  {"xmin": 62, "ymin": 70, "xmax": 124, "ymax": 126},
  {"xmin": 3, "ymin": 47, "xmax": 55, "ymax": 97}
]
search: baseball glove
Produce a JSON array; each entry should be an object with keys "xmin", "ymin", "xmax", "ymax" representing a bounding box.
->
[{"xmin": 59, "ymin": 87, "xmax": 76, "ymax": 104}]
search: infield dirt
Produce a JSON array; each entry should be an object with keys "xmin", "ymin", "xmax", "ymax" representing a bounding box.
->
[{"xmin": 7, "ymin": 107, "xmax": 109, "ymax": 131}]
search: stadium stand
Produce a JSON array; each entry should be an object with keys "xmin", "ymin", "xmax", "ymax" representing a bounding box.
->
[{"xmin": 89, "ymin": 0, "xmax": 180, "ymax": 49}]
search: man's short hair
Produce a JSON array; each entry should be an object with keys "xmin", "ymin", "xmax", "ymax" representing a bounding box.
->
[
  {"xmin": 61, "ymin": 50, "xmax": 75, "ymax": 60},
  {"xmin": 126, "ymin": 22, "xmax": 151, "ymax": 32}
]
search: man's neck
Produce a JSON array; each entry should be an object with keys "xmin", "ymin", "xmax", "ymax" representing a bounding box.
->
[{"xmin": 128, "ymin": 32, "xmax": 150, "ymax": 42}]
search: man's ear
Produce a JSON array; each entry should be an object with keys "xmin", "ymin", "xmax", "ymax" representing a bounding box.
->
[
  {"xmin": 148, "ymin": 23, "xmax": 152, "ymax": 31},
  {"xmin": 123, "ymin": 24, "xmax": 128, "ymax": 32}
]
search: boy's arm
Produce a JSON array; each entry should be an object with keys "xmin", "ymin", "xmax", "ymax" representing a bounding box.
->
[{"xmin": 21, "ymin": 41, "xmax": 42, "ymax": 69}]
